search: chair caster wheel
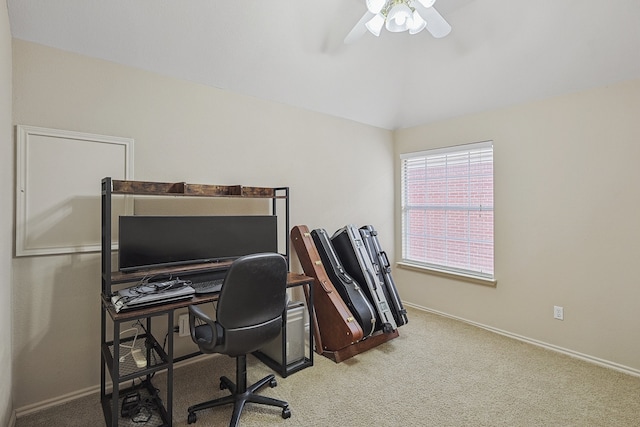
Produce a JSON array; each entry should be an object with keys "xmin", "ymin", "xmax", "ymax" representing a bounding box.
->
[
  {"xmin": 282, "ymin": 407, "xmax": 291, "ymax": 419},
  {"xmin": 220, "ymin": 380, "xmax": 227, "ymax": 390},
  {"xmin": 269, "ymin": 378, "xmax": 278, "ymax": 388},
  {"xmin": 187, "ymin": 412, "xmax": 197, "ymax": 424}
]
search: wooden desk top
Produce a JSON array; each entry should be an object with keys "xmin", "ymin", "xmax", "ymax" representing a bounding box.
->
[{"xmin": 103, "ymin": 272, "xmax": 313, "ymax": 321}]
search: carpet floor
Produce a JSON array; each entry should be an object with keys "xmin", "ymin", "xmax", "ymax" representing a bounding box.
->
[{"xmin": 15, "ymin": 306, "xmax": 640, "ymax": 426}]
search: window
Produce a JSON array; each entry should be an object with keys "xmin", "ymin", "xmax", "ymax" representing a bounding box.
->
[{"xmin": 400, "ymin": 141, "xmax": 494, "ymax": 280}]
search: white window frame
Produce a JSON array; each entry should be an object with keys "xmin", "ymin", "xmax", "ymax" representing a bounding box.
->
[{"xmin": 400, "ymin": 141, "xmax": 494, "ymax": 281}]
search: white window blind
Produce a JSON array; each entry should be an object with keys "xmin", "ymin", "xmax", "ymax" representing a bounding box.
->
[{"xmin": 400, "ymin": 141, "xmax": 494, "ymax": 279}]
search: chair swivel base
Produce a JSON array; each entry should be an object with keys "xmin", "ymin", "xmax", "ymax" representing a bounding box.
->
[{"xmin": 187, "ymin": 373, "xmax": 291, "ymax": 426}]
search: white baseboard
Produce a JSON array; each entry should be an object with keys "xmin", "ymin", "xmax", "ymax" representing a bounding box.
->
[
  {"xmin": 405, "ymin": 302, "xmax": 640, "ymax": 378},
  {"xmin": 14, "ymin": 384, "xmax": 98, "ymax": 419},
  {"xmin": 15, "ymin": 307, "xmax": 639, "ymax": 420}
]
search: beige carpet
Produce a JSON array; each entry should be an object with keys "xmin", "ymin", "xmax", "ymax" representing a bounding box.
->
[{"xmin": 16, "ymin": 307, "xmax": 640, "ymax": 426}]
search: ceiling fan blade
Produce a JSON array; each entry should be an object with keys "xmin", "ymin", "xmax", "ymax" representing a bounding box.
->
[
  {"xmin": 413, "ymin": 3, "xmax": 452, "ymax": 38},
  {"xmin": 344, "ymin": 11, "xmax": 375, "ymax": 44}
]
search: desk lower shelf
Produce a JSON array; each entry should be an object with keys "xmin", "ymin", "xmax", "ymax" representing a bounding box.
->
[
  {"xmin": 101, "ymin": 380, "xmax": 169, "ymax": 427},
  {"xmin": 102, "ymin": 334, "xmax": 168, "ymax": 381}
]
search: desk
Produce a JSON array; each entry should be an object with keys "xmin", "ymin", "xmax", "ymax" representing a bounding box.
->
[{"xmin": 100, "ymin": 272, "xmax": 314, "ymax": 427}]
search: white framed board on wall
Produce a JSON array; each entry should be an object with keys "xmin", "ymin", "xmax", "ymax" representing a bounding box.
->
[{"xmin": 15, "ymin": 125, "xmax": 134, "ymax": 256}]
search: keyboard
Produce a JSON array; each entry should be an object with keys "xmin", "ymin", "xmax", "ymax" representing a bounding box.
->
[{"xmin": 190, "ymin": 278, "xmax": 224, "ymax": 294}]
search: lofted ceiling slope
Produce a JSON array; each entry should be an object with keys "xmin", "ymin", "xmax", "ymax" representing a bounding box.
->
[{"xmin": 7, "ymin": 0, "xmax": 640, "ymax": 130}]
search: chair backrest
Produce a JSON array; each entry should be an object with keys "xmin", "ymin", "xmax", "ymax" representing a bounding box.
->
[{"xmin": 215, "ymin": 252, "xmax": 288, "ymax": 355}]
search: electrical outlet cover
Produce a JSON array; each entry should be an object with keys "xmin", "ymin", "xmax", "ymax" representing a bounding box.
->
[
  {"xmin": 179, "ymin": 314, "xmax": 190, "ymax": 336},
  {"xmin": 553, "ymin": 306, "xmax": 564, "ymax": 320}
]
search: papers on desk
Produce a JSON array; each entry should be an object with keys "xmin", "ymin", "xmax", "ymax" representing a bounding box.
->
[{"xmin": 111, "ymin": 281, "xmax": 195, "ymax": 313}]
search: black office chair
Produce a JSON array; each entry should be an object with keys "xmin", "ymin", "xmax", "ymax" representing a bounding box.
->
[{"xmin": 186, "ymin": 253, "xmax": 291, "ymax": 426}]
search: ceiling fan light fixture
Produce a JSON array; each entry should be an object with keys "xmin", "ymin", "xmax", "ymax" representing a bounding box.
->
[
  {"xmin": 408, "ymin": 10, "xmax": 426, "ymax": 34},
  {"xmin": 417, "ymin": 0, "xmax": 436, "ymax": 8},
  {"xmin": 365, "ymin": 14, "xmax": 385, "ymax": 37},
  {"xmin": 385, "ymin": 2, "xmax": 413, "ymax": 32},
  {"xmin": 366, "ymin": 0, "xmax": 387, "ymax": 14},
  {"xmin": 343, "ymin": 0, "xmax": 450, "ymax": 43}
]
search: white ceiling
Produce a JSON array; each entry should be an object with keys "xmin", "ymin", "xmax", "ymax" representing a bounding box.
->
[{"xmin": 7, "ymin": 0, "xmax": 640, "ymax": 130}]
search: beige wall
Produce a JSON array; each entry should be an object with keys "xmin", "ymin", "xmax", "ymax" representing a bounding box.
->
[
  {"xmin": 1, "ymin": 4, "xmax": 14, "ymax": 426},
  {"xmin": 394, "ymin": 79, "xmax": 640, "ymax": 373},
  {"xmin": 11, "ymin": 39, "xmax": 394, "ymax": 409},
  {"xmin": 10, "ymin": 35, "xmax": 640, "ymax": 413}
]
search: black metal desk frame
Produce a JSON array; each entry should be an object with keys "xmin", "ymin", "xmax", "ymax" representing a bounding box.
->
[
  {"xmin": 100, "ymin": 178, "xmax": 312, "ymax": 427},
  {"xmin": 100, "ymin": 275, "xmax": 313, "ymax": 427}
]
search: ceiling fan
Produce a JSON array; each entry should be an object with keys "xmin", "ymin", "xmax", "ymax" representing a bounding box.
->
[{"xmin": 344, "ymin": 0, "xmax": 451, "ymax": 44}]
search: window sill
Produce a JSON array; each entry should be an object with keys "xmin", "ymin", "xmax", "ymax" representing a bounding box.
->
[{"xmin": 396, "ymin": 262, "xmax": 497, "ymax": 287}]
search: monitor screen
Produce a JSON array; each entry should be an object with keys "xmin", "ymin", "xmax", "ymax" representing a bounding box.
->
[{"xmin": 118, "ymin": 215, "xmax": 278, "ymax": 272}]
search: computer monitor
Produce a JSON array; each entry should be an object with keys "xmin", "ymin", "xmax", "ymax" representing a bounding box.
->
[{"xmin": 118, "ymin": 215, "xmax": 278, "ymax": 272}]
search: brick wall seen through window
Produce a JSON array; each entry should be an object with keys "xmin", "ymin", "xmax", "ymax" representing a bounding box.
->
[{"xmin": 401, "ymin": 141, "xmax": 494, "ymax": 279}]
